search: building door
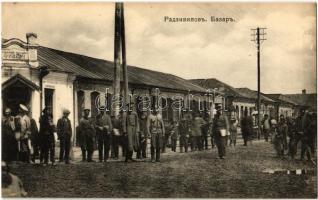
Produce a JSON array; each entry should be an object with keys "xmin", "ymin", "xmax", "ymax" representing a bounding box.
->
[{"xmin": 44, "ymin": 88, "xmax": 54, "ymax": 117}]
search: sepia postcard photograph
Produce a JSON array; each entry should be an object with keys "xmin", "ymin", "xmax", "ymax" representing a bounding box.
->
[{"xmin": 1, "ymin": 1, "xmax": 317, "ymax": 198}]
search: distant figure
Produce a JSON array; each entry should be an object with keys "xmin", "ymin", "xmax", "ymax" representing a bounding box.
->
[
  {"xmin": 179, "ymin": 117, "xmax": 189, "ymax": 153},
  {"xmin": 240, "ymin": 109, "xmax": 253, "ymax": 146},
  {"xmin": 57, "ymin": 109, "xmax": 72, "ymax": 164},
  {"xmin": 170, "ymin": 121, "xmax": 179, "ymax": 152},
  {"xmin": 262, "ymin": 114, "xmax": 271, "ymax": 142},
  {"xmin": 192, "ymin": 112, "xmax": 205, "ymax": 151},
  {"xmin": 39, "ymin": 106, "xmax": 56, "ymax": 166},
  {"xmin": 78, "ymin": 108, "xmax": 96, "ymax": 162},
  {"xmin": 212, "ymin": 105, "xmax": 229, "ymax": 159},
  {"xmin": 2, "ymin": 108, "xmax": 17, "ymax": 162},
  {"xmin": 274, "ymin": 115, "xmax": 288, "ymax": 159},
  {"xmin": 229, "ymin": 118, "xmax": 238, "ymax": 147}
]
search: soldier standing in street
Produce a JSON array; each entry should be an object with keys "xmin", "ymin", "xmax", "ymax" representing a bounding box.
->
[
  {"xmin": 78, "ymin": 108, "xmax": 96, "ymax": 162},
  {"xmin": 123, "ymin": 104, "xmax": 140, "ymax": 162},
  {"xmin": 39, "ymin": 106, "xmax": 56, "ymax": 166},
  {"xmin": 147, "ymin": 107, "xmax": 165, "ymax": 163},
  {"xmin": 111, "ymin": 114, "xmax": 122, "ymax": 160},
  {"xmin": 137, "ymin": 111, "xmax": 148, "ymax": 159},
  {"xmin": 212, "ymin": 105, "xmax": 229, "ymax": 159},
  {"xmin": 179, "ymin": 117, "xmax": 189, "ymax": 153},
  {"xmin": 95, "ymin": 106, "xmax": 112, "ymax": 162},
  {"xmin": 57, "ymin": 109, "xmax": 72, "ymax": 164}
]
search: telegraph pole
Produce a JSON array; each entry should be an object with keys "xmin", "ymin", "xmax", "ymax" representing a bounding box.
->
[
  {"xmin": 114, "ymin": 3, "xmax": 122, "ymax": 117},
  {"xmin": 251, "ymin": 27, "xmax": 266, "ymax": 139}
]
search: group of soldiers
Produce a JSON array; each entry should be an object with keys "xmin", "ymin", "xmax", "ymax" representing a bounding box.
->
[
  {"xmin": 2, "ymin": 104, "xmax": 72, "ymax": 165},
  {"xmin": 77, "ymin": 104, "xmax": 166, "ymax": 163},
  {"xmin": 263, "ymin": 111, "xmax": 317, "ymax": 162},
  {"xmin": 76, "ymin": 103, "xmax": 238, "ymax": 162},
  {"xmin": 3, "ymin": 102, "xmax": 315, "ymax": 165}
]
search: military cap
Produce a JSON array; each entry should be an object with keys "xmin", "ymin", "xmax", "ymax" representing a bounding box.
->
[
  {"xmin": 5, "ymin": 108, "xmax": 11, "ymax": 114},
  {"xmin": 19, "ymin": 104, "xmax": 29, "ymax": 112},
  {"xmin": 83, "ymin": 108, "xmax": 90, "ymax": 111},
  {"xmin": 63, "ymin": 109, "xmax": 70, "ymax": 114}
]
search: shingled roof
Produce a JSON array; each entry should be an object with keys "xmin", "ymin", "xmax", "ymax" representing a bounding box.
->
[{"xmin": 37, "ymin": 46, "xmax": 206, "ymax": 93}]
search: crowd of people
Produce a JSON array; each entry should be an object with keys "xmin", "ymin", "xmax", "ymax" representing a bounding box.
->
[
  {"xmin": 2, "ymin": 103, "xmax": 316, "ymax": 166},
  {"xmin": 263, "ymin": 111, "xmax": 317, "ymax": 162}
]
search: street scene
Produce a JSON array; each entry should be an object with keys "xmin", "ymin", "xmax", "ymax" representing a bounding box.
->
[{"xmin": 1, "ymin": 2, "xmax": 317, "ymax": 198}]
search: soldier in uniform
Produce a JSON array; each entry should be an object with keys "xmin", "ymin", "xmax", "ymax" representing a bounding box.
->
[
  {"xmin": 95, "ymin": 106, "xmax": 112, "ymax": 162},
  {"xmin": 57, "ymin": 109, "xmax": 72, "ymax": 164},
  {"xmin": 212, "ymin": 105, "xmax": 229, "ymax": 159},
  {"xmin": 39, "ymin": 106, "xmax": 56, "ymax": 166},
  {"xmin": 137, "ymin": 111, "xmax": 148, "ymax": 159},
  {"xmin": 78, "ymin": 108, "xmax": 96, "ymax": 162},
  {"xmin": 122, "ymin": 104, "xmax": 140, "ymax": 162},
  {"xmin": 274, "ymin": 114, "xmax": 288, "ymax": 159},
  {"xmin": 147, "ymin": 107, "xmax": 165, "ymax": 162},
  {"xmin": 179, "ymin": 116, "xmax": 189, "ymax": 153},
  {"xmin": 15, "ymin": 104, "xmax": 32, "ymax": 163}
]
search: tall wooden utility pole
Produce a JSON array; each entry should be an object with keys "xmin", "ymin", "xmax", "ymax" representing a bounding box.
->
[
  {"xmin": 114, "ymin": 3, "xmax": 122, "ymax": 116},
  {"xmin": 120, "ymin": 3, "xmax": 129, "ymax": 108},
  {"xmin": 251, "ymin": 27, "xmax": 267, "ymax": 139}
]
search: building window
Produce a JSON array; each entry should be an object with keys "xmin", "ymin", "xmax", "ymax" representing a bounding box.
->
[
  {"xmin": 90, "ymin": 91, "xmax": 100, "ymax": 118},
  {"xmin": 77, "ymin": 90, "xmax": 84, "ymax": 122}
]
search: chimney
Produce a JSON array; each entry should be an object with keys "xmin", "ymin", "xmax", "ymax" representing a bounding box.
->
[
  {"xmin": 26, "ymin": 32, "xmax": 37, "ymax": 45},
  {"xmin": 26, "ymin": 32, "xmax": 38, "ymax": 68},
  {"xmin": 302, "ymin": 89, "xmax": 306, "ymax": 94}
]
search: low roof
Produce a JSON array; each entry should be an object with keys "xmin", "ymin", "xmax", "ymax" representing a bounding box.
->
[
  {"xmin": 189, "ymin": 78, "xmax": 248, "ymax": 98},
  {"xmin": 265, "ymin": 94, "xmax": 298, "ymax": 106},
  {"xmin": 284, "ymin": 93, "xmax": 317, "ymax": 111},
  {"xmin": 37, "ymin": 46, "xmax": 206, "ymax": 93},
  {"xmin": 235, "ymin": 88, "xmax": 276, "ymax": 103}
]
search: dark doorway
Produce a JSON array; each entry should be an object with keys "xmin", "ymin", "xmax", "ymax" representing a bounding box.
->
[{"xmin": 2, "ymin": 82, "xmax": 32, "ymax": 116}]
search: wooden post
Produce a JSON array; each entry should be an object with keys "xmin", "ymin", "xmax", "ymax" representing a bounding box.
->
[{"xmin": 113, "ymin": 2, "xmax": 122, "ymax": 117}]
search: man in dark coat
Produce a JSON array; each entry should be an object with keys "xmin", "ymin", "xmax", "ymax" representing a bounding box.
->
[
  {"xmin": 57, "ymin": 109, "xmax": 72, "ymax": 164},
  {"xmin": 274, "ymin": 115, "xmax": 288, "ymax": 159},
  {"xmin": 30, "ymin": 114, "xmax": 40, "ymax": 163},
  {"xmin": 2, "ymin": 108, "xmax": 17, "ymax": 162},
  {"xmin": 240, "ymin": 109, "xmax": 253, "ymax": 146},
  {"xmin": 39, "ymin": 106, "xmax": 56, "ymax": 166},
  {"xmin": 212, "ymin": 106, "xmax": 229, "ymax": 159},
  {"xmin": 78, "ymin": 108, "xmax": 96, "ymax": 162},
  {"xmin": 137, "ymin": 111, "xmax": 148, "ymax": 159},
  {"xmin": 122, "ymin": 104, "xmax": 140, "ymax": 162},
  {"xmin": 95, "ymin": 106, "xmax": 112, "ymax": 162}
]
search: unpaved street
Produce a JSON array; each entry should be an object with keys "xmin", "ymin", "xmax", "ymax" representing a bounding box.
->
[{"xmin": 9, "ymin": 141, "xmax": 317, "ymax": 198}]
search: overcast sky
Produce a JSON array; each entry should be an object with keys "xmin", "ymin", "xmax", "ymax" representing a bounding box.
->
[{"xmin": 2, "ymin": 2, "xmax": 316, "ymax": 94}]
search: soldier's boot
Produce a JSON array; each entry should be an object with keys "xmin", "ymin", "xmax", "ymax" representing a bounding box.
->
[{"xmin": 156, "ymin": 150, "xmax": 160, "ymax": 162}]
